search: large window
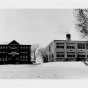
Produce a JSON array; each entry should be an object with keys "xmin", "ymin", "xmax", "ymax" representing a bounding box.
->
[
  {"xmin": 56, "ymin": 43, "xmax": 64, "ymax": 49},
  {"xmin": 66, "ymin": 43, "xmax": 75, "ymax": 49},
  {"xmin": 67, "ymin": 52, "xmax": 75, "ymax": 57},
  {"xmin": 86, "ymin": 43, "xmax": 88, "ymax": 49},
  {"xmin": 67, "ymin": 46, "xmax": 75, "ymax": 49},
  {"xmin": 77, "ymin": 52, "xmax": 86, "ymax": 58},
  {"xmin": 77, "ymin": 43, "xmax": 85, "ymax": 49},
  {"xmin": 56, "ymin": 52, "xmax": 64, "ymax": 57}
]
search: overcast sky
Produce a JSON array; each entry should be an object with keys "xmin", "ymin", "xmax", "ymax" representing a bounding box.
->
[{"xmin": 0, "ymin": 9, "xmax": 82, "ymax": 47}]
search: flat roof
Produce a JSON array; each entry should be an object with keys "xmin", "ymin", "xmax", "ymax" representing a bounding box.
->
[{"xmin": 54, "ymin": 40, "xmax": 88, "ymax": 42}]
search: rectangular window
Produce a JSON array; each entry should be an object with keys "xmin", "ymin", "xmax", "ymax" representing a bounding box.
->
[
  {"xmin": 67, "ymin": 46, "xmax": 75, "ymax": 49},
  {"xmin": 78, "ymin": 54, "xmax": 85, "ymax": 58},
  {"xmin": 66, "ymin": 43, "xmax": 75, "ymax": 49},
  {"xmin": 78, "ymin": 43, "xmax": 85, "ymax": 49},
  {"xmin": 78, "ymin": 52, "xmax": 86, "ymax": 58},
  {"xmin": 67, "ymin": 52, "xmax": 75, "ymax": 57},
  {"xmin": 56, "ymin": 52, "xmax": 64, "ymax": 57},
  {"xmin": 86, "ymin": 43, "xmax": 88, "ymax": 49},
  {"xmin": 56, "ymin": 43, "xmax": 64, "ymax": 49}
]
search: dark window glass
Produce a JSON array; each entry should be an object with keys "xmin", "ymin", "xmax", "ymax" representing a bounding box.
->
[
  {"xmin": 78, "ymin": 52, "xmax": 86, "ymax": 58},
  {"xmin": 67, "ymin": 46, "xmax": 75, "ymax": 49},
  {"xmin": 78, "ymin": 43, "xmax": 85, "ymax": 49},
  {"xmin": 78, "ymin": 55, "xmax": 85, "ymax": 57},
  {"xmin": 67, "ymin": 52, "xmax": 75, "ymax": 57},
  {"xmin": 86, "ymin": 43, "xmax": 88, "ymax": 49},
  {"xmin": 56, "ymin": 43, "xmax": 64, "ymax": 49},
  {"xmin": 56, "ymin": 52, "xmax": 64, "ymax": 57}
]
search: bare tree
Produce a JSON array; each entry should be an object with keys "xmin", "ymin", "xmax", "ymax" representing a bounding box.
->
[
  {"xmin": 74, "ymin": 9, "xmax": 88, "ymax": 37},
  {"xmin": 31, "ymin": 44, "xmax": 39, "ymax": 61},
  {"xmin": 38, "ymin": 48, "xmax": 48, "ymax": 62}
]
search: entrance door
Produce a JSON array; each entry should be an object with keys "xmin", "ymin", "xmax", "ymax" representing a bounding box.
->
[{"xmin": 8, "ymin": 54, "xmax": 19, "ymax": 64}]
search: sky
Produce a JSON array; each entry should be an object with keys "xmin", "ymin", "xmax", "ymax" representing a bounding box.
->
[{"xmin": 0, "ymin": 9, "xmax": 83, "ymax": 47}]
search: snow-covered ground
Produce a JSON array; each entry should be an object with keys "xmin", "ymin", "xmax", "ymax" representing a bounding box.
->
[{"xmin": 0, "ymin": 62, "xmax": 88, "ymax": 79}]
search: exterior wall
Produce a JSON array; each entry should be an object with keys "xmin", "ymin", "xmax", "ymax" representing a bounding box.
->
[
  {"xmin": 45, "ymin": 39, "xmax": 88, "ymax": 62},
  {"xmin": 76, "ymin": 41, "xmax": 87, "ymax": 61},
  {"xmin": 0, "ymin": 45, "xmax": 8, "ymax": 63},
  {"xmin": 19, "ymin": 45, "xmax": 31, "ymax": 64},
  {"xmin": 65, "ymin": 41, "xmax": 77, "ymax": 61},
  {"xmin": 54, "ymin": 40, "xmax": 66, "ymax": 61},
  {"xmin": 0, "ymin": 40, "xmax": 31, "ymax": 64}
]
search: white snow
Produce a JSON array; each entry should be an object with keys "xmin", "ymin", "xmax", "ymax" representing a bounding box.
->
[{"xmin": 0, "ymin": 62, "xmax": 88, "ymax": 79}]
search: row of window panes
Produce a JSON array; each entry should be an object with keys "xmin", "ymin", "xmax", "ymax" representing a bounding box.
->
[
  {"xmin": 77, "ymin": 43, "xmax": 85, "ymax": 49},
  {"xmin": 56, "ymin": 52, "xmax": 64, "ymax": 57},
  {"xmin": 56, "ymin": 45, "xmax": 75, "ymax": 49},
  {"xmin": 77, "ymin": 55, "xmax": 85, "ymax": 57},
  {"xmin": 67, "ymin": 46, "xmax": 75, "ymax": 49},
  {"xmin": 0, "ymin": 58, "xmax": 8, "ymax": 61},
  {"xmin": 20, "ymin": 49, "xmax": 29, "ymax": 52},
  {"xmin": 20, "ymin": 52, "xmax": 28, "ymax": 54},
  {"xmin": 20, "ymin": 46, "xmax": 29, "ymax": 49},
  {"xmin": 0, "ymin": 52, "xmax": 7, "ymax": 53},
  {"xmin": 56, "ymin": 52, "xmax": 76, "ymax": 57},
  {"xmin": 56, "ymin": 43, "xmax": 88, "ymax": 49},
  {"xmin": 67, "ymin": 52, "xmax": 75, "ymax": 57},
  {"xmin": 0, "ymin": 54, "xmax": 7, "ymax": 56},
  {"xmin": 20, "ymin": 56, "xmax": 28, "ymax": 58},
  {"xmin": 56, "ymin": 46, "xmax": 64, "ymax": 48},
  {"xmin": 20, "ymin": 58, "xmax": 28, "ymax": 61},
  {"xmin": 56, "ymin": 44, "xmax": 85, "ymax": 49},
  {"xmin": 56, "ymin": 55, "xmax": 64, "ymax": 57},
  {"xmin": 67, "ymin": 55, "xmax": 75, "ymax": 57},
  {"xmin": 56, "ymin": 43, "xmax": 64, "ymax": 48},
  {"xmin": 0, "ymin": 46, "xmax": 7, "ymax": 49},
  {"xmin": 56, "ymin": 52, "xmax": 86, "ymax": 58}
]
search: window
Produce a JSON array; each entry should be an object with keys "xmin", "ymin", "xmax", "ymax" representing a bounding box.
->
[
  {"xmin": 20, "ymin": 56, "xmax": 22, "ymax": 58},
  {"xmin": 78, "ymin": 43, "xmax": 85, "ymax": 49},
  {"xmin": 0, "ymin": 46, "xmax": 2, "ymax": 49},
  {"xmin": 78, "ymin": 52, "xmax": 86, "ymax": 58},
  {"xmin": 56, "ymin": 43, "xmax": 64, "ymax": 49},
  {"xmin": 66, "ymin": 43, "xmax": 75, "ymax": 49},
  {"xmin": 56, "ymin": 52, "xmax": 64, "ymax": 57},
  {"xmin": 67, "ymin": 46, "xmax": 75, "ymax": 49},
  {"xmin": 86, "ymin": 43, "xmax": 88, "ymax": 49},
  {"xmin": 67, "ymin": 52, "xmax": 75, "ymax": 57},
  {"xmin": 78, "ymin": 55, "xmax": 85, "ymax": 58}
]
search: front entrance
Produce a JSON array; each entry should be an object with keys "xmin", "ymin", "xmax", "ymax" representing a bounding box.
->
[
  {"xmin": 8, "ymin": 55, "xmax": 20, "ymax": 64},
  {"xmin": 10, "ymin": 57, "xmax": 16, "ymax": 64}
]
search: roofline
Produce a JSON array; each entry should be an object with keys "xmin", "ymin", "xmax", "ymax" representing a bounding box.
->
[
  {"xmin": 0, "ymin": 40, "xmax": 32, "ymax": 46},
  {"xmin": 0, "ymin": 44, "xmax": 32, "ymax": 46},
  {"xmin": 54, "ymin": 40, "xmax": 88, "ymax": 42}
]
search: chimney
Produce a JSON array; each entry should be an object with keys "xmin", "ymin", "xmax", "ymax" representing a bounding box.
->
[{"xmin": 66, "ymin": 33, "xmax": 71, "ymax": 41}]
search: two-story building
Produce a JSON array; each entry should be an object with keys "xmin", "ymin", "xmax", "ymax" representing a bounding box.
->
[
  {"xmin": 44, "ymin": 34, "xmax": 88, "ymax": 62},
  {"xmin": 0, "ymin": 40, "xmax": 31, "ymax": 64}
]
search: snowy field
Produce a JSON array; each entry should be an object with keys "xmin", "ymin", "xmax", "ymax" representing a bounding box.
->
[{"xmin": 0, "ymin": 62, "xmax": 88, "ymax": 79}]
